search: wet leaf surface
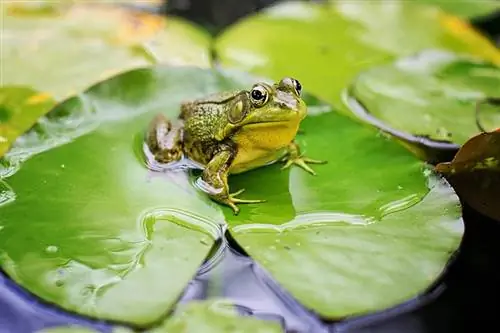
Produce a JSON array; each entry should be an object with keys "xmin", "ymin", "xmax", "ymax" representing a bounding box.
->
[
  {"xmin": 0, "ymin": 86, "xmax": 56, "ymax": 158},
  {"xmin": 224, "ymin": 95, "xmax": 463, "ymax": 319},
  {"xmin": 2, "ymin": 2, "xmax": 211, "ymax": 100},
  {"xmin": 0, "ymin": 67, "xmax": 225, "ymax": 327},
  {"xmin": 348, "ymin": 50, "xmax": 500, "ymax": 152},
  {"xmin": 436, "ymin": 128, "xmax": 500, "ymax": 221},
  {"xmin": 0, "ymin": 66, "xmax": 463, "ymax": 325},
  {"xmin": 214, "ymin": 0, "xmax": 500, "ymax": 115}
]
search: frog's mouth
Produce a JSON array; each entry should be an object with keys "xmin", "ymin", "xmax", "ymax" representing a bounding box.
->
[{"xmin": 242, "ymin": 119, "xmax": 297, "ymax": 128}]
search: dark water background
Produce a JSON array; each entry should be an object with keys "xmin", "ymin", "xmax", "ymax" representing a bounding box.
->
[{"xmin": 1, "ymin": 1, "xmax": 500, "ymax": 332}]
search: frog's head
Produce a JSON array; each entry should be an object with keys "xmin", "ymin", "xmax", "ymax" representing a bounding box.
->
[{"xmin": 219, "ymin": 77, "xmax": 306, "ymax": 139}]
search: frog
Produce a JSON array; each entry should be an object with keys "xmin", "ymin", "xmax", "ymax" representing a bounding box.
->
[{"xmin": 146, "ymin": 77, "xmax": 326, "ymax": 214}]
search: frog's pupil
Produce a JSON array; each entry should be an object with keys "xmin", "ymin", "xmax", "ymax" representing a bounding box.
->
[
  {"xmin": 252, "ymin": 89, "xmax": 264, "ymax": 100},
  {"xmin": 294, "ymin": 80, "xmax": 302, "ymax": 93}
]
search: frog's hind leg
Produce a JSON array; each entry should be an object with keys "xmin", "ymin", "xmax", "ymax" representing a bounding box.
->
[{"xmin": 146, "ymin": 113, "xmax": 184, "ymax": 164}]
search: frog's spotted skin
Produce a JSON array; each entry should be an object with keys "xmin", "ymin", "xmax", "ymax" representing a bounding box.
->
[{"xmin": 146, "ymin": 77, "xmax": 326, "ymax": 214}]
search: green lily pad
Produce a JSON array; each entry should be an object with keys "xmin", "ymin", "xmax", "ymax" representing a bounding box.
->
[
  {"xmin": 415, "ymin": 0, "xmax": 500, "ymax": 19},
  {"xmin": 215, "ymin": 0, "xmax": 500, "ymax": 115},
  {"xmin": 0, "ymin": 67, "xmax": 228, "ymax": 327},
  {"xmin": 348, "ymin": 50, "xmax": 500, "ymax": 152},
  {"xmin": 150, "ymin": 299, "xmax": 282, "ymax": 333},
  {"xmin": 0, "ymin": 86, "xmax": 56, "ymax": 157},
  {"xmin": 2, "ymin": 2, "xmax": 211, "ymax": 100},
  {"xmin": 0, "ymin": 66, "xmax": 463, "ymax": 324},
  {"xmin": 224, "ymin": 101, "xmax": 463, "ymax": 319}
]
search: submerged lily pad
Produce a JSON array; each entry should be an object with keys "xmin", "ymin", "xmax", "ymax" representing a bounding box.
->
[
  {"xmin": 2, "ymin": 2, "xmax": 211, "ymax": 100},
  {"xmin": 0, "ymin": 66, "xmax": 463, "ymax": 324},
  {"xmin": 348, "ymin": 50, "xmax": 500, "ymax": 156},
  {"xmin": 150, "ymin": 299, "xmax": 283, "ymax": 333},
  {"xmin": 0, "ymin": 86, "xmax": 56, "ymax": 158},
  {"xmin": 215, "ymin": 0, "xmax": 500, "ymax": 114}
]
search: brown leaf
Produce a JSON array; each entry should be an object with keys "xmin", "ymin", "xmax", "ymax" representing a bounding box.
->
[{"xmin": 436, "ymin": 123, "xmax": 500, "ymax": 220}]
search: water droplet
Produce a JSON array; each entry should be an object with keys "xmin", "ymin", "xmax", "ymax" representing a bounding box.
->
[
  {"xmin": 397, "ymin": 185, "xmax": 403, "ymax": 190},
  {"xmin": 275, "ymin": 239, "xmax": 281, "ymax": 243},
  {"xmin": 295, "ymin": 242, "xmax": 301, "ymax": 246},
  {"xmin": 60, "ymin": 164, "xmax": 65, "ymax": 168},
  {"xmin": 45, "ymin": 245, "xmax": 58, "ymax": 253},
  {"xmin": 269, "ymin": 246, "xmax": 276, "ymax": 251},
  {"xmin": 55, "ymin": 280, "xmax": 64, "ymax": 287}
]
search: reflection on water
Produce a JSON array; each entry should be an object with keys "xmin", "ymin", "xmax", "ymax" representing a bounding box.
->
[
  {"xmin": 233, "ymin": 211, "xmax": 375, "ymax": 233},
  {"xmin": 0, "ymin": 180, "xmax": 15, "ymax": 207},
  {"xmin": 139, "ymin": 208, "xmax": 222, "ymax": 241}
]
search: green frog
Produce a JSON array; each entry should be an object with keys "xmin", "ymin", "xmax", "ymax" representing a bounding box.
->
[{"xmin": 146, "ymin": 77, "xmax": 326, "ymax": 214}]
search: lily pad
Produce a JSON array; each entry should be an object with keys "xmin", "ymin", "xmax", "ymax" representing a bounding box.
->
[
  {"xmin": 214, "ymin": 0, "xmax": 500, "ymax": 114},
  {"xmin": 224, "ymin": 99, "xmax": 463, "ymax": 319},
  {"xmin": 0, "ymin": 67, "xmax": 228, "ymax": 326},
  {"xmin": 436, "ymin": 127, "xmax": 500, "ymax": 221},
  {"xmin": 0, "ymin": 66, "xmax": 463, "ymax": 324},
  {"xmin": 150, "ymin": 299, "xmax": 283, "ymax": 333},
  {"xmin": 2, "ymin": 2, "xmax": 211, "ymax": 100},
  {"xmin": 348, "ymin": 50, "xmax": 500, "ymax": 159},
  {"xmin": 0, "ymin": 86, "xmax": 56, "ymax": 158}
]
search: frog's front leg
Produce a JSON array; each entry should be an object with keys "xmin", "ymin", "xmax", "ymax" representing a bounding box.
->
[
  {"xmin": 281, "ymin": 141, "xmax": 327, "ymax": 176},
  {"xmin": 200, "ymin": 145, "xmax": 265, "ymax": 215},
  {"xmin": 146, "ymin": 113, "xmax": 183, "ymax": 164}
]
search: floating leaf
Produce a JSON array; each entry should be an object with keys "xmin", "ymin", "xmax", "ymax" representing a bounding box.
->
[
  {"xmin": 0, "ymin": 66, "xmax": 463, "ymax": 325},
  {"xmin": 2, "ymin": 2, "xmax": 211, "ymax": 100},
  {"xmin": 215, "ymin": 0, "xmax": 500, "ymax": 115},
  {"xmin": 0, "ymin": 86, "xmax": 56, "ymax": 158},
  {"xmin": 347, "ymin": 50, "xmax": 500, "ymax": 162},
  {"xmin": 436, "ymin": 128, "xmax": 500, "ymax": 221},
  {"xmin": 149, "ymin": 299, "xmax": 283, "ymax": 333},
  {"xmin": 224, "ymin": 100, "xmax": 463, "ymax": 319},
  {"xmin": 0, "ymin": 67, "xmax": 226, "ymax": 327}
]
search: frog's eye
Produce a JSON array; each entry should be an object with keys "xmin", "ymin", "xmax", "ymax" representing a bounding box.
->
[
  {"xmin": 292, "ymin": 79, "xmax": 302, "ymax": 96},
  {"xmin": 250, "ymin": 85, "xmax": 269, "ymax": 107}
]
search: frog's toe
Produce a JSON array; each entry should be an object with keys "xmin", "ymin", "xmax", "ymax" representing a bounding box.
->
[
  {"xmin": 282, "ymin": 156, "xmax": 326, "ymax": 176},
  {"xmin": 301, "ymin": 157, "xmax": 327, "ymax": 164},
  {"xmin": 224, "ymin": 189, "xmax": 266, "ymax": 215},
  {"xmin": 230, "ymin": 189, "xmax": 266, "ymax": 204}
]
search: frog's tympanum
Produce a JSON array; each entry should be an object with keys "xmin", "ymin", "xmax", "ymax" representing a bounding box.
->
[{"xmin": 146, "ymin": 77, "xmax": 326, "ymax": 214}]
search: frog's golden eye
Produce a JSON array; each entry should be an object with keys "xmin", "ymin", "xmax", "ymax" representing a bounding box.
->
[
  {"xmin": 250, "ymin": 85, "xmax": 269, "ymax": 107},
  {"xmin": 292, "ymin": 79, "xmax": 302, "ymax": 96}
]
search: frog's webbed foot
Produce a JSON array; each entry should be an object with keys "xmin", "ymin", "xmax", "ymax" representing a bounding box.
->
[
  {"xmin": 281, "ymin": 142, "xmax": 327, "ymax": 176},
  {"xmin": 201, "ymin": 147, "xmax": 265, "ymax": 215}
]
